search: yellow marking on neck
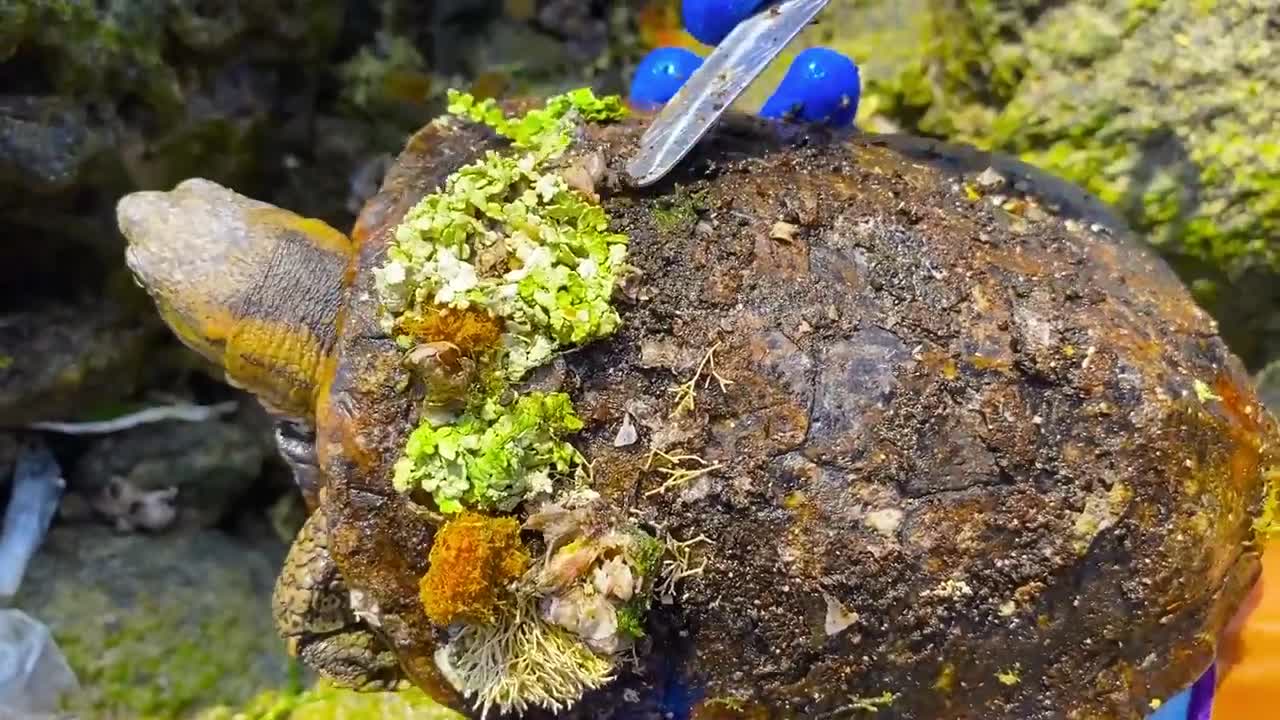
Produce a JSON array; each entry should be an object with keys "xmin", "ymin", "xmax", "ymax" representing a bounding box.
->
[
  {"xmin": 224, "ymin": 317, "xmax": 332, "ymax": 419},
  {"xmin": 249, "ymin": 208, "xmax": 354, "ymax": 256}
]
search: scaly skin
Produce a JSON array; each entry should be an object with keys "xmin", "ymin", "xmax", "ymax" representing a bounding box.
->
[
  {"xmin": 274, "ymin": 511, "xmax": 403, "ymax": 691},
  {"xmin": 117, "ymin": 178, "xmax": 348, "ymax": 419},
  {"xmin": 116, "ymin": 178, "xmax": 397, "ymax": 691}
]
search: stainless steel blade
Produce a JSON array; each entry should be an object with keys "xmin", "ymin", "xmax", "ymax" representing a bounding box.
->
[{"xmin": 625, "ymin": 0, "xmax": 832, "ymax": 187}]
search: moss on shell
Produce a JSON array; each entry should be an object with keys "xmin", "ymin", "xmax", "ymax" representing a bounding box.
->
[{"xmin": 377, "ymin": 89, "xmax": 629, "ymax": 515}]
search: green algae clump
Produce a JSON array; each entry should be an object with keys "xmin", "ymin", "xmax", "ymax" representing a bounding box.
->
[
  {"xmin": 392, "ymin": 392, "xmax": 584, "ymax": 513},
  {"xmin": 376, "ymin": 88, "xmax": 629, "ymax": 515},
  {"xmin": 420, "ymin": 512, "xmax": 531, "ymax": 626}
]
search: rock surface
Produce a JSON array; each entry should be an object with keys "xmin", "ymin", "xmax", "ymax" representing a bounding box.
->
[
  {"xmin": 12, "ymin": 524, "xmax": 293, "ymax": 718},
  {"xmin": 72, "ymin": 416, "xmax": 271, "ymax": 530},
  {"xmin": 0, "ymin": 302, "xmax": 156, "ymax": 427}
]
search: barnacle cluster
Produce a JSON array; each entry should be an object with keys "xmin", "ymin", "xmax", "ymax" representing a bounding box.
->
[{"xmin": 373, "ymin": 89, "xmax": 707, "ymax": 717}]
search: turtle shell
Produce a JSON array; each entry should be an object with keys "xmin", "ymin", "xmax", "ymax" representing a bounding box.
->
[{"xmin": 314, "ymin": 107, "xmax": 1277, "ymax": 719}]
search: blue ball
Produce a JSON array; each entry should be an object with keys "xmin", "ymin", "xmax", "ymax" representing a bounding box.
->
[
  {"xmin": 682, "ymin": 0, "xmax": 769, "ymax": 46},
  {"xmin": 630, "ymin": 47, "xmax": 705, "ymax": 108},
  {"xmin": 760, "ymin": 47, "xmax": 862, "ymax": 128}
]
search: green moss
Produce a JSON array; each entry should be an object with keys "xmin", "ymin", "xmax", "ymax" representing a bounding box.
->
[
  {"xmin": 29, "ymin": 535, "xmax": 291, "ymax": 720},
  {"xmin": 338, "ymin": 31, "xmax": 430, "ymax": 113},
  {"xmin": 196, "ymin": 682, "xmax": 459, "ymax": 720},
  {"xmin": 651, "ymin": 187, "xmax": 708, "ymax": 234},
  {"xmin": 628, "ymin": 528, "xmax": 665, "ymax": 580},
  {"xmin": 616, "ymin": 599, "xmax": 649, "ymax": 640},
  {"xmin": 825, "ymin": 0, "xmax": 1280, "ymax": 367}
]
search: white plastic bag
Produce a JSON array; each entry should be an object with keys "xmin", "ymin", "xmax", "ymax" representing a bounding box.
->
[{"xmin": 0, "ymin": 609, "xmax": 78, "ymax": 714}]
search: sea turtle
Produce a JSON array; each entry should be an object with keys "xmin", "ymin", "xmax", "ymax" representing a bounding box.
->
[{"xmin": 116, "ymin": 92, "xmax": 1277, "ymax": 720}]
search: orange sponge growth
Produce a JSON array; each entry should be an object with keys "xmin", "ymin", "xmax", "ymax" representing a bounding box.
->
[
  {"xmin": 420, "ymin": 511, "xmax": 531, "ymax": 626},
  {"xmin": 397, "ymin": 306, "xmax": 504, "ymax": 356}
]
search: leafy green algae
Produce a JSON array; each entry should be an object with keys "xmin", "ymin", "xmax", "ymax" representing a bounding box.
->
[{"xmin": 375, "ymin": 89, "xmax": 629, "ymax": 514}]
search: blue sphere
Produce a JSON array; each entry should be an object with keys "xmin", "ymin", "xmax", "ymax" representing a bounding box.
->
[
  {"xmin": 760, "ymin": 47, "xmax": 862, "ymax": 128},
  {"xmin": 630, "ymin": 47, "xmax": 705, "ymax": 108},
  {"xmin": 682, "ymin": 0, "xmax": 769, "ymax": 46}
]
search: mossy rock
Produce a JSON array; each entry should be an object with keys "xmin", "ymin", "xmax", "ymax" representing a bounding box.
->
[
  {"xmin": 13, "ymin": 525, "xmax": 294, "ymax": 719},
  {"xmin": 977, "ymin": 0, "xmax": 1280, "ymax": 368},
  {"xmin": 194, "ymin": 683, "xmax": 459, "ymax": 720}
]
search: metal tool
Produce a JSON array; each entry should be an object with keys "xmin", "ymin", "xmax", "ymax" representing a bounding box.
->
[{"xmin": 625, "ymin": 0, "xmax": 832, "ymax": 187}]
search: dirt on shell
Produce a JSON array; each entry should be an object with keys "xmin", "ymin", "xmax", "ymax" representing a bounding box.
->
[{"xmin": 316, "ymin": 109, "xmax": 1276, "ymax": 720}]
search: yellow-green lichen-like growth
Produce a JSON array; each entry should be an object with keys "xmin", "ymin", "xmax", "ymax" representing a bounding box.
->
[
  {"xmin": 392, "ymin": 391, "xmax": 584, "ymax": 513},
  {"xmin": 374, "ymin": 88, "xmax": 628, "ymax": 377},
  {"xmin": 420, "ymin": 512, "xmax": 531, "ymax": 627},
  {"xmin": 376, "ymin": 88, "xmax": 629, "ymax": 515}
]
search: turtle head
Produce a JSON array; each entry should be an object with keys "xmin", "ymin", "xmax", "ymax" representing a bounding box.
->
[{"xmin": 118, "ymin": 178, "xmax": 353, "ymax": 421}]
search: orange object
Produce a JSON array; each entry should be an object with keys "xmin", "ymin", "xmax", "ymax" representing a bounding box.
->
[
  {"xmin": 637, "ymin": 0, "xmax": 707, "ymax": 52},
  {"xmin": 1213, "ymin": 540, "xmax": 1280, "ymax": 717}
]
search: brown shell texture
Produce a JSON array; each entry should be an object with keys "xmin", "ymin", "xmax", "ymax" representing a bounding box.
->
[{"xmin": 313, "ymin": 110, "xmax": 1277, "ymax": 720}]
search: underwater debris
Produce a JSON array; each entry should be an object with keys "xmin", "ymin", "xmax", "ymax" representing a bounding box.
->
[
  {"xmin": 89, "ymin": 477, "xmax": 178, "ymax": 533},
  {"xmin": 613, "ymin": 412, "xmax": 638, "ymax": 447},
  {"xmin": 0, "ymin": 440, "xmax": 64, "ymax": 599},
  {"xmin": 26, "ymin": 401, "xmax": 238, "ymax": 434},
  {"xmin": 0, "ymin": 609, "xmax": 80, "ymax": 713},
  {"xmin": 654, "ymin": 533, "xmax": 712, "ymax": 602},
  {"xmin": 823, "ymin": 593, "xmax": 859, "ymax": 637},
  {"xmin": 835, "ymin": 691, "xmax": 899, "ymax": 714},
  {"xmin": 642, "ymin": 449, "xmax": 723, "ymax": 498},
  {"xmin": 670, "ymin": 342, "xmax": 733, "ymax": 417}
]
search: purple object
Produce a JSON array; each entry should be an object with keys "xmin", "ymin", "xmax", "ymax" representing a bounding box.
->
[{"xmin": 1188, "ymin": 662, "xmax": 1216, "ymax": 720}]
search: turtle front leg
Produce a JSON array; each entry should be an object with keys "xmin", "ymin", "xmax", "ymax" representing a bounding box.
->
[
  {"xmin": 295, "ymin": 627, "xmax": 404, "ymax": 692},
  {"xmin": 273, "ymin": 510, "xmax": 404, "ymax": 691},
  {"xmin": 274, "ymin": 421, "xmax": 322, "ymax": 507}
]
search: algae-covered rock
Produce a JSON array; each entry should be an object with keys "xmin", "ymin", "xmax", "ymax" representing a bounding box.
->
[
  {"xmin": 976, "ymin": 0, "xmax": 1280, "ymax": 368},
  {"xmin": 1258, "ymin": 360, "xmax": 1280, "ymax": 417},
  {"xmin": 12, "ymin": 524, "xmax": 293, "ymax": 719},
  {"xmin": 195, "ymin": 682, "xmax": 459, "ymax": 720}
]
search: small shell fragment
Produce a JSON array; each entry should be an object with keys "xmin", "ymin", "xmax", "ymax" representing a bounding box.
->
[
  {"xmin": 823, "ymin": 593, "xmax": 859, "ymax": 636},
  {"xmin": 613, "ymin": 413, "xmax": 638, "ymax": 447},
  {"xmin": 771, "ymin": 221, "xmax": 799, "ymax": 243}
]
